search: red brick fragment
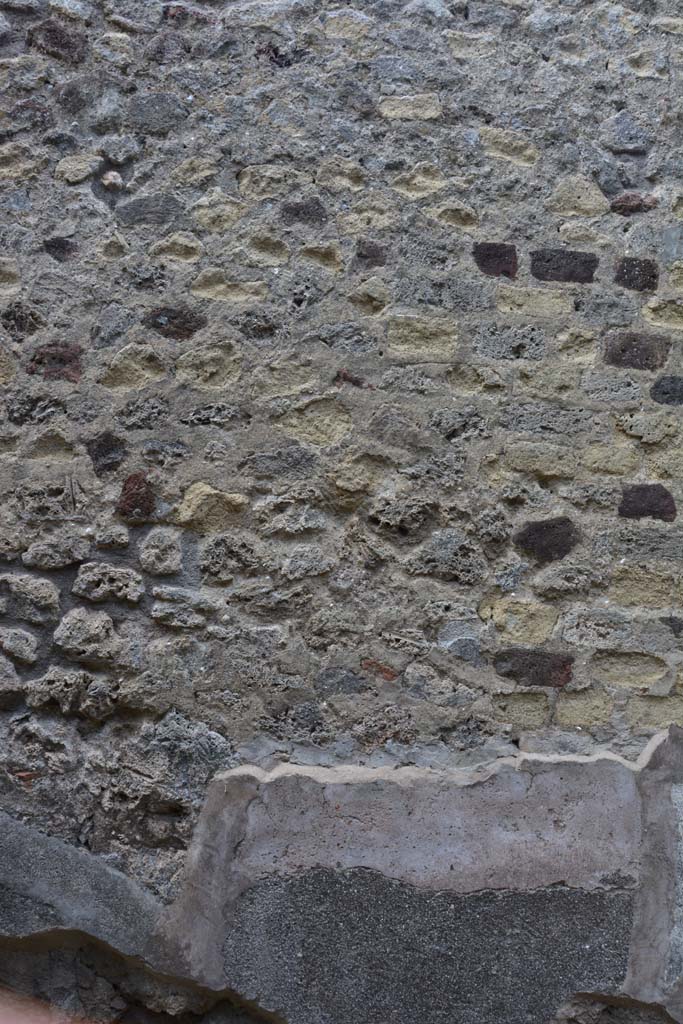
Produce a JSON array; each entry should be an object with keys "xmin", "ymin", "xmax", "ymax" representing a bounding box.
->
[
  {"xmin": 116, "ymin": 472, "xmax": 155, "ymax": 523},
  {"xmin": 361, "ymin": 658, "xmax": 399, "ymax": 682}
]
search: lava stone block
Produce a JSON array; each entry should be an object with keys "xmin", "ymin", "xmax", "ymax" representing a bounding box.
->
[{"xmin": 530, "ymin": 249, "xmax": 598, "ymax": 284}]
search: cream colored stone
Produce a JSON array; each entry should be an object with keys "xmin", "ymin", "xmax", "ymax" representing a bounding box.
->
[
  {"xmin": 93, "ymin": 32, "xmax": 133, "ymax": 67},
  {"xmin": 0, "ymin": 142, "xmax": 45, "ymax": 181},
  {"xmin": 674, "ymin": 197, "xmax": 683, "ymax": 220},
  {"xmin": 555, "ymin": 691, "xmax": 612, "ymax": 727},
  {"xmin": 547, "ymin": 175, "xmax": 609, "ymax": 216},
  {"xmin": 591, "ymin": 652, "xmax": 668, "ymax": 689},
  {"xmin": 502, "ymin": 441, "xmax": 577, "ymax": 479},
  {"xmin": 192, "ymin": 190, "xmax": 247, "ymax": 233},
  {"xmin": 176, "ymin": 345, "xmax": 241, "ymax": 390},
  {"xmin": 100, "ymin": 233, "xmax": 129, "ymax": 259},
  {"xmin": 322, "ymin": 9, "xmax": 373, "ymax": 38},
  {"xmin": 245, "ymin": 234, "xmax": 290, "ymax": 266},
  {"xmin": 149, "ymin": 232, "xmax": 203, "ymax": 262},
  {"xmin": 581, "ymin": 443, "xmax": 640, "ymax": 476},
  {"xmin": 55, "ymin": 153, "xmax": 101, "ymax": 184},
  {"xmin": 626, "ymin": 48, "xmax": 667, "ymax": 78},
  {"xmin": 348, "ymin": 277, "xmax": 389, "ymax": 314},
  {"xmin": 516, "ymin": 364, "xmax": 582, "ymax": 398},
  {"xmin": 100, "ymin": 343, "xmax": 166, "ymax": 390},
  {"xmin": 327, "ymin": 455, "xmax": 385, "ymax": 507},
  {"xmin": 669, "ymin": 261, "xmax": 683, "ymax": 288},
  {"xmin": 316, "ymin": 158, "xmax": 365, "ymax": 192},
  {"xmin": 609, "ymin": 564, "xmax": 683, "ymax": 608},
  {"xmin": 173, "ymin": 482, "xmax": 249, "ymax": 534},
  {"xmin": 190, "ymin": 269, "xmax": 267, "ymax": 303},
  {"xmin": 643, "ymin": 297, "xmax": 683, "ymax": 331},
  {"xmin": 392, "ymin": 163, "xmax": 447, "ymax": 198},
  {"xmin": 445, "ymin": 29, "xmax": 496, "ymax": 56},
  {"xmin": 493, "ymin": 693, "xmax": 549, "ymax": 730},
  {"xmin": 280, "ymin": 400, "xmax": 352, "ymax": 447},
  {"xmin": 496, "ymin": 285, "xmax": 572, "ymax": 318},
  {"xmin": 617, "ymin": 410, "xmax": 678, "ymax": 446},
  {"xmin": 385, "ymin": 312, "xmax": 458, "ymax": 358},
  {"xmin": 426, "ymin": 201, "xmax": 479, "ymax": 230},
  {"xmin": 558, "ymin": 223, "xmax": 609, "ymax": 245},
  {"xmin": 378, "ymin": 94, "xmax": 442, "ymax": 121},
  {"xmin": 481, "ymin": 596, "xmax": 558, "ymax": 644},
  {"xmin": 0, "ymin": 258, "xmax": 20, "ymax": 295},
  {"xmin": 628, "ymin": 696, "xmax": 683, "ymax": 729},
  {"xmin": 253, "ymin": 362, "xmax": 318, "ymax": 398},
  {"xmin": 171, "ymin": 155, "xmax": 218, "ymax": 185},
  {"xmin": 28, "ymin": 431, "xmax": 74, "ymax": 459},
  {"xmin": 645, "ymin": 446, "xmax": 683, "ymax": 480},
  {"xmin": 556, "ymin": 328, "xmax": 596, "ymax": 365},
  {"xmin": 653, "ymin": 16, "xmax": 683, "ymax": 34},
  {"xmin": 238, "ymin": 163, "xmax": 308, "ymax": 199},
  {"xmin": 0, "ymin": 345, "xmax": 16, "ymax": 383},
  {"xmin": 299, "ymin": 244, "xmax": 343, "ymax": 272},
  {"xmin": 338, "ymin": 193, "xmax": 396, "ymax": 233},
  {"xmin": 481, "ymin": 127, "xmax": 538, "ymax": 166}
]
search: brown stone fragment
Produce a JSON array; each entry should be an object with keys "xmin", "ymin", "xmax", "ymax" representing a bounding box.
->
[
  {"xmin": 530, "ymin": 249, "xmax": 598, "ymax": 284},
  {"xmin": 493, "ymin": 649, "xmax": 574, "ymax": 688},
  {"xmin": 27, "ymin": 18, "xmax": 88, "ymax": 64},
  {"xmin": 603, "ymin": 331, "xmax": 670, "ymax": 371},
  {"xmin": 614, "ymin": 257, "xmax": 658, "ymax": 292},
  {"xmin": 472, "ymin": 242, "xmax": 518, "ymax": 279},
  {"xmin": 610, "ymin": 192, "xmax": 658, "ymax": 216},
  {"xmin": 141, "ymin": 306, "xmax": 207, "ymax": 340},
  {"xmin": 618, "ymin": 484, "xmax": 677, "ymax": 522},
  {"xmin": 116, "ymin": 472, "xmax": 155, "ymax": 523},
  {"xmin": 513, "ymin": 517, "xmax": 580, "ymax": 564},
  {"xmin": 26, "ymin": 343, "xmax": 82, "ymax": 383}
]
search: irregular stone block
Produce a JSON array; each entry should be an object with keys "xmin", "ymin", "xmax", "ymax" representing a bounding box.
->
[
  {"xmin": 116, "ymin": 472, "xmax": 155, "ymax": 523},
  {"xmin": 127, "ymin": 92, "xmax": 186, "ymax": 134},
  {"xmin": 72, "ymin": 562, "xmax": 144, "ymax": 603},
  {"xmin": 603, "ymin": 331, "xmax": 670, "ymax": 371},
  {"xmin": 139, "ymin": 528, "xmax": 182, "ymax": 576},
  {"xmin": 27, "ymin": 17, "xmax": 88, "ymax": 63},
  {"xmin": 472, "ymin": 242, "xmax": 518, "ymax": 278},
  {"xmin": 53, "ymin": 607, "xmax": 123, "ymax": 664},
  {"xmin": 614, "ymin": 257, "xmax": 659, "ymax": 292},
  {"xmin": 0, "ymin": 626, "xmax": 38, "ymax": 664},
  {"xmin": 408, "ymin": 528, "xmax": 488, "ymax": 583},
  {"xmin": 22, "ymin": 531, "xmax": 89, "ymax": 570},
  {"xmin": 619, "ymin": 484, "xmax": 677, "ymax": 523},
  {"xmin": 493, "ymin": 648, "xmax": 574, "ymax": 688},
  {"xmin": 530, "ymin": 249, "xmax": 598, "ymax": 284},
  {"xmin": 651, "ymin": 375, "xmax": 683, "ymax": 405},
  {"xmin": 513, "ymin": 517, "xmax": 581, "ymax": 564},
  {"xmin": 378, "ymin": 94, "xmax": 442, "ymax": 120},
  {"xmin": 141, "ymin": 306, "xmax": 207, "ymax": 340}
]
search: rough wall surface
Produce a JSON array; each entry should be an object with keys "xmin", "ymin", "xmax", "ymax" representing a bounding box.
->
[{"xmin": 2, "ymin": 0, "xmax": 683, "ymax": 1016}]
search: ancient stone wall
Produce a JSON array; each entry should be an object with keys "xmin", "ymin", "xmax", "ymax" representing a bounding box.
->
[{"xmin": 2, "ymin": 0, "xmax": 683, "ymax": 1018}]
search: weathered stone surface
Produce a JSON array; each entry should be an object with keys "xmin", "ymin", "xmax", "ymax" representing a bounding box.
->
[
  {"xmin": 139, "ymin": 527, "xmax": 182, "ymax": 576},
  {"xmin": 53, "ymin": 607, "xmax": 123, "ymax": 664},
  {"xmin": 3, "ymin": 4, "xmax": 683, "ymax": 1017},
  {"xmin": 72, "ymin": 561, "xmax": 145, "ymax": 603}
]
